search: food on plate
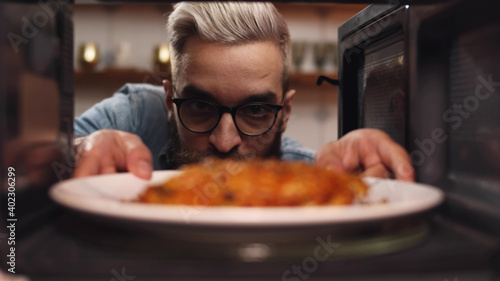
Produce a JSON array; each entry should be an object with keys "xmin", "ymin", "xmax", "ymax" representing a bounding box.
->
[{"xmin": 138, "ymin": 159, "xmax": 368, "ymax": 206}]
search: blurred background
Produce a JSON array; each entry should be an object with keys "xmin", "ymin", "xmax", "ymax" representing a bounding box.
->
[{"xmin": 74, "ymin": 3, "xmax": 367, "ymax": 150}]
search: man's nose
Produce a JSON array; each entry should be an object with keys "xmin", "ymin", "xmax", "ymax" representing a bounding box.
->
[{"xmin": 208, "ymin": 113, "xmax": 242, "ymax": 153}]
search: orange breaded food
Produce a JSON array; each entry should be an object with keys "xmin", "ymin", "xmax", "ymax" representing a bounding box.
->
[{"xmin": 138, "ymin": 159, "xmax": 368, "ymax": 206}]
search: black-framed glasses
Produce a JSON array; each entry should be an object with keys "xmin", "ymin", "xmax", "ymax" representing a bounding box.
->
[{"xmin": 172, "ymin": 98, "xmax": 283, "ymax": 136}]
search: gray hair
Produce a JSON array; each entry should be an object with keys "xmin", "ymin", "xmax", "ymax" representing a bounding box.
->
[{"xmin": 167, "ymin": 2, "xmax": 291, "ymax": 93}]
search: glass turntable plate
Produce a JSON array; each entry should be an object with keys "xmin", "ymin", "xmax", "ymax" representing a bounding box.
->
[{"xmin": 49, "ymin": 171, "xmax": 444, "ymax": 227}]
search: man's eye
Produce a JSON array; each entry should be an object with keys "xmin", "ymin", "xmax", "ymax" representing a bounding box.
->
[
  {"xmin": 240, "ymin": 105, "xmax": 269, "ymax": 117},
  {"xmin": 188, "ymin": 101, "xmax": 212, "ymax": 112}
]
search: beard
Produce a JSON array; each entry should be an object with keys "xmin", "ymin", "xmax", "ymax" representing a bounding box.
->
[{"xmin": 167, "ymin": 118, "xmax": 282, "ymax": 169}]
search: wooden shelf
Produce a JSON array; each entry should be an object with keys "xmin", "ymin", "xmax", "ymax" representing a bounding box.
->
[
  {"xmin": 290, "ymin": 72, "xmax": 337, "ymax": 87},
  {"xmin": 75, "ymin": 68, "xmax": 337, "ymax": 88},
  {"xmin": 75, "ymin": 68, "xmax": 170, "ymax": 86}
]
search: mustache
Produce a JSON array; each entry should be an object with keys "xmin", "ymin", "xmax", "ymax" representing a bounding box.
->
[
  {"xmin": 169, "ymin": 120, "xmax": 254, "ymax": 168},
  {"xmin": 174, "ymin": 146, "xmax": 254, "ymax": 166},
  {"xmin": 167, "ymin": 116, "xmax": 282, "ymax": 169}
]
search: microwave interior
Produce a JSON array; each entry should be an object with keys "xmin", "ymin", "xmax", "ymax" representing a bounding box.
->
[{"xmin": 338, "ymin": 1, "xmax": 500, "ymax": 236}]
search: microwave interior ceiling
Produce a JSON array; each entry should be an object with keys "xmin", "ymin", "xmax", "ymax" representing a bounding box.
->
[{"xmin": 74, "ymin": 0, "xmax": 449, "ymax": 4}]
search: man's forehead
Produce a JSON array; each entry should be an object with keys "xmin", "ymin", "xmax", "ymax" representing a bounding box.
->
[
  {"xmin": 182, "ymin": 38, "xmax": 282, "ymax": 69},
  {"xmin": 175, "ymin": 38, "xmax": 285, "ymax": 102}
]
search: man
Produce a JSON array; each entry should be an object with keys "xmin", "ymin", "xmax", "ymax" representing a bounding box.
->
[{"xmin": 73, "ymin": 2, "xmax": 414, "ymax": 181}]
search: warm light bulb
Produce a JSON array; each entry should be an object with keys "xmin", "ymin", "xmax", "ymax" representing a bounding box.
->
[
  {"xmin": 152, "ymin": 44, "xmax": 171, "ymax": 76},
  {"xmin": 83, "ymin": 46, "xmax": 97, "ymax": 63},
  {"xmin": 79, "ymin": 42, "xmax": 99, "ymax": 70},
  {"xmin": 158, "ymin": 45, "xmax": 170, "ymax": 63}
]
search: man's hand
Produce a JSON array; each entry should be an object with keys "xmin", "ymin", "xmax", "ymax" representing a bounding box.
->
[
  {"xmin": 73, "ymin": 129, "xmax": 153, "ymax": 179},
  {"xmin": 315, "ymin": 129, "xmax": 415, "ymax": 181}
]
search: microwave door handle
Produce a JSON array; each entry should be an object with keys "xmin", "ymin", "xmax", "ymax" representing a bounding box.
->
[{"xmin": 316, "ymin": 75, "xmax": 339, "ymax": 87}]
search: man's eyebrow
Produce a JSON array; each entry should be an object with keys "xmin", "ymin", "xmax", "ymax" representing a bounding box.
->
[
  {"xmin": 179, "ymin": 85, "xmax": 215, "ymax": 99},
  {"xmin": 240, "ymin": 92, "xmax": 278, "ymax": 104},
  {"xmin": 180, "ymin": 85, "xmax": 279, "ymax": 104}
]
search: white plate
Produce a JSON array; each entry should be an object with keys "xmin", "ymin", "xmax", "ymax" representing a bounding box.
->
[{"xmin": 49, "ymin": 171, "xmax": 444, "ymax": 227}]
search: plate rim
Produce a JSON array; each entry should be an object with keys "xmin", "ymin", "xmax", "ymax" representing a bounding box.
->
[{"xmin": 49, "ymin": 171, "xmax": 445, "ymax": 227}]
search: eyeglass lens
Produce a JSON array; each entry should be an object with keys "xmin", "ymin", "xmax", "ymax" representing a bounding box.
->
[{"xmin": 178, "ymin": 100, "xmax": 278, "ymax": 135}]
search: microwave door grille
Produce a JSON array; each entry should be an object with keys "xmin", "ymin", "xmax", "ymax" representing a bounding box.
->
[
  {"xmin": 448, "ymin": 25, "xmax": 500, "ymax": 181},
  {"xmin": 446, "ymin": 23, "xmax": 500, "ymax": 222},
  {"xmin": 358, "ymin": 39, "xmax": 406, "ymax": 147}
]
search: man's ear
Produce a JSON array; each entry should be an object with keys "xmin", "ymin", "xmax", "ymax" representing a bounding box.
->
[
  {"xmin": 163, "ymin": 80, "xmax": 174, "ymax": 120},
  {"xmin": 280, "ymin": 89, "xmax": 295, "ymax": 132}
]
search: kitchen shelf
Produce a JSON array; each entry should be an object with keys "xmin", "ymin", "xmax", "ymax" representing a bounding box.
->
[
  {"xmin": 74, "ymin": 68, "xmax": 337, "ymax": 88},
  {"xmin": 74, "ymin": 68, "xmax": 169, "ymax": 86},
  {"xmin": 291, "ymin": 72, "xmax": 338, "ymax": 87}
]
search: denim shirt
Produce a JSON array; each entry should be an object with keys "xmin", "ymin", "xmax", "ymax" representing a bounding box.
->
[{"xmin": 74, "ymin": 83, "xmax": 316, "ymax": 170}]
